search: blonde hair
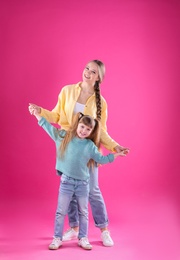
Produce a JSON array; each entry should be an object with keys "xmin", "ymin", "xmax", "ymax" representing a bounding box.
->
[
  {"xmin": 90, "ymin": 60, "xmax": 106, "ymax": 120},
  {"xmin": 59, "ymin": 112, "xmax": 101, "ymax": 167},
  {"xmin": 91, "ymin": 59, "xmax": 105, "ymax": 83}
]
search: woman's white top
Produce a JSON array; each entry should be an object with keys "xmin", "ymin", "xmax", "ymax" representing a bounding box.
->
[{"xmin": 74, "ymin": 102, "xmax": 85, "ymax": 114}]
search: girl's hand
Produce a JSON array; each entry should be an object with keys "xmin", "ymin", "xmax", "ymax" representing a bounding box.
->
[
  {"xmin": 114, "ymin": 145, "xmax": 130, "ymax": 155},
  {"xmin": 28, "ymin": 103, "xmax": 41, "ymax": 115},
  {"xmin": 114, "ymin": 151, "xmax": 127, "ymax": 158},
  {"xmin": 28, "ymin": 103, "xmax": 42, "ymax": 121}
]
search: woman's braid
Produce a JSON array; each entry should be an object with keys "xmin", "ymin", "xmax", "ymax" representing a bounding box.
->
[{"xmin": 94, "ymin": 81, "xmax": 101, "ymax": 120}]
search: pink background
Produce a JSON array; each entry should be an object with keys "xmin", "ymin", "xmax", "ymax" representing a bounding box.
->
[{"xmin": 1, "ymin": 0, "xmax": 180, "ymax": 259}]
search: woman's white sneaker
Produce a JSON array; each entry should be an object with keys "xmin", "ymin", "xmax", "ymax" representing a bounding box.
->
[
  {"xmin": 62, "ymin": 228, "xmax": 78, "ymax": 241},
  {"xmin": 101, "ymin": 230, "xmax": 114, "ymax": 247},
  {"xmin": 49, "ymin": 237, "xmax": 62, "ymax": 250},
  {"xmin": 78, "ymin": 237, "xmax": 92, "ymax": 250}
]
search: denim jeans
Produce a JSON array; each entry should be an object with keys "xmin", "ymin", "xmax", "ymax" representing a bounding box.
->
[
  {"xmin": 54, "ymin": 174, "xmax": 89, "ymax": 239},
  {"xmin": 68, "ymin": 166, "xmax": 109, "ymax": 229}
]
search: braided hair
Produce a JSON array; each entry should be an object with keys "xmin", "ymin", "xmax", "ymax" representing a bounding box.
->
[
  {"xmin": 94, "ymin": 81, "xmax": 101, "ymax": 121},
  {"xmin": 91, "ymin": 60, "xmax": 105, "ymax": 121}
]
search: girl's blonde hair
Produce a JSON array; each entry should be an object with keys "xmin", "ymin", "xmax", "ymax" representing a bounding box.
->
[{"xmin": 59, "ymin": 112, "xmax": 101, "ymax": 167}]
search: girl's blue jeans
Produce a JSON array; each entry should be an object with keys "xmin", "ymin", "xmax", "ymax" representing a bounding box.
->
[
  {"xmin": 54, "ymin": 174, "xmax": 89, "ymax": 239},
  {"xmin": 68, "ymin": 166, "xmax": 109, "ymax": 229}
]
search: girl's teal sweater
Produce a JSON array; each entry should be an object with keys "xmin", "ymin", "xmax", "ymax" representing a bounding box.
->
[{"xmin": 38, "ymin": 117, "xmax": 114, "ymax": 181}]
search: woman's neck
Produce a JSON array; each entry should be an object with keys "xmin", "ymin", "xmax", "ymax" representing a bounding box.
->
[{"xmin": 80, "ymin": 82, "xmax": 94, "ymax": 94}]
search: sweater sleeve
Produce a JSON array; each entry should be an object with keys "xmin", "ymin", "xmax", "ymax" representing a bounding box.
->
[
  {"xmin": 38, "ymin": 117, "xmax": 60, "ymax": 142},
  {"xmin": 89, "ymin": 142, "xmax": 114, "ymax": 164}
]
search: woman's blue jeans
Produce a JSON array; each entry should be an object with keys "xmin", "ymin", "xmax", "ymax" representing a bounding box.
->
[
  {"xmin": 54, "ymin": 174, "xmax": 89, "ymax": 239},
  {"xmin": 67, "ymin": 166, "xmax": 109, "ymax": 229}
]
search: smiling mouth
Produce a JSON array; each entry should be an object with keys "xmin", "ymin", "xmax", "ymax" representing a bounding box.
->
[
  {"xmin": 80, "ymin": 132, "xmax": 86, "ymax": 137},
  {"xmin": 84, "ymin": 74, "xmax": 90, "ymax": 79}
]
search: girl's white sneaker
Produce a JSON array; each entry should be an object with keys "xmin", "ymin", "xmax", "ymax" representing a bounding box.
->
[
  {"xmin": 49, "ymin": 237, "xmax": 62, "ymax": 250},
  {"xmin": 78, "ymin": 237, "xmax": 92, "ymax": 250}
]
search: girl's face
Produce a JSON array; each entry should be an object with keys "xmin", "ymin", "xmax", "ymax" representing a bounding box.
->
[
  {"xmin": 76, "ymin": 123, "xmax": 93, "ymax": 139},
  {"xmin": 82, "ymin": 62, "xmax": 99, "ymax": 85}
]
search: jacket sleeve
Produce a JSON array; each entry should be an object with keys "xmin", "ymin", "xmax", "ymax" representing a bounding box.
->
[
  {"xmin": 38, "ymin": 117, "xmax": 60, "ymax": 142},
  {"xmin": 40, "ymin": 87, "xmax": 65, "ymax": 124},
  {"xmin": 89, "ymin": 142, "xmax": 114, "ymax": 164},
  {"xmin": 100, "ymin": 98, "xmax": 119, "ymax": 151}
]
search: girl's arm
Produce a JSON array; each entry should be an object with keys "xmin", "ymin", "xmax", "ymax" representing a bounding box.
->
[
  {"xmin": 89, "ymin": 142, "xmax": 126, "ymax": 165},
  {"xmin": 30, "ymin": 108, "xmax": 59, "ymax": 142},
  {"xmin": 38, "ymin": 118, "xmax": 60, "ymax": 142}
]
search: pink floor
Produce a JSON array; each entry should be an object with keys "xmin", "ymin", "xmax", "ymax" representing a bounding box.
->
[{"xmin": 1, "ymin": 196, "xmax": 180, "ymax": 260}]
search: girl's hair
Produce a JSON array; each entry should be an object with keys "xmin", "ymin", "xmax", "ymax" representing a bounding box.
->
[
  {"xmin": 90, "ymin": 60, "xmax": 105, "ymax": 121},
  {"xmin": 59, "ymin": 112, "xmax": 101, "ymax": 167}
]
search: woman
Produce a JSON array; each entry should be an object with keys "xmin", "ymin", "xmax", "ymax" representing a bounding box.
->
[{"xmin": 29, "ymin": 59, "xmax": 129, "ymax": 247}]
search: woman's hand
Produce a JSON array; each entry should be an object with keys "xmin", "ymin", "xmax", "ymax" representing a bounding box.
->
[
  {"xmin": 28, "ymin": 103, "xmax": 41, "ymax": 115},
  {"xmin": 28, "ymin": 103, "xmax": 42, "ymax": 121},
  {"xmin": 114, "ymin": 151, "xmax": 127, "ymax": 158},
  {"xmin": 114, "ymin": 145, "xmax": 130, "ymax": 155}
]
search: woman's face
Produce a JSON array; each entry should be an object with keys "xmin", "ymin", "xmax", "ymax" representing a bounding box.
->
[{"xmin": 82, "ymin": 62, "xmax": 99, "ymax": 85}]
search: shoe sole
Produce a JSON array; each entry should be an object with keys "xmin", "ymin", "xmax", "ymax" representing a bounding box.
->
[
  {"xmin": 103, "ymin": 244, "xmax": 114, "ymax": 247},
  {"xmin": 49, "ymin": 245, "xmax": 62, "ymax": 250},
  {"xmin": 78, "ymin": 244, "xmax": 92, "ymax": 250},
  {"xmin": 102, "ymin": 242, "xmax": 114, "ymax": 247}
]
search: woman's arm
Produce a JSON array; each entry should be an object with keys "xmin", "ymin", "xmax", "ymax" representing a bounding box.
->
[
  {"xmin": 100, "ymin": 98, "xmax": 130, "ymax": 153},
  {"xmin": 29, "ymin": 102, "xmax": 60, "ymax": 123},
  {"xmin": 28, "ymin": 87, "xmax": 66, "ymax": 124}
]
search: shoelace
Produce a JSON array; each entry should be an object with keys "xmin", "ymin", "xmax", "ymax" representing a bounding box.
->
[
  {"xmin": 81, "ymin": 237, "xmax": 90, "ymax": 245},
  {"xmin": 103, "ymin": 232, "xmax": 111, "ymax": 241},
  {"xmin": 52, "ymin": 238, "xmax": 60, "ymax": 245},
  {"xmin": 64, "ymin": 228, "xmax": 76, "ymax": 235}
]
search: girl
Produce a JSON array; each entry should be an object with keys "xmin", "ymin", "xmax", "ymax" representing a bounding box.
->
[
  {"xmin": 29, "ymin": 59, "xmax": 129, "ymax": 247},
  {"xmin": 31, "ymin": 111, "xmax": 125, "ymax": 250}
]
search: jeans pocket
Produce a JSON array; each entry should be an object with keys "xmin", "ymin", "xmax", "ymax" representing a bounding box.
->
[
  {"xmin": 61, "ymin": 174, "xmax": 74, "ymax": 185},
  {"xmin": 61, "ymin": 174, "xmax": 68, "ymax": 184}
]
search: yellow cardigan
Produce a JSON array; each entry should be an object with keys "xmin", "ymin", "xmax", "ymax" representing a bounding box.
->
[{"xmin": 40, "ymin": 82, "xmax": 119, "ymax": 151}]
